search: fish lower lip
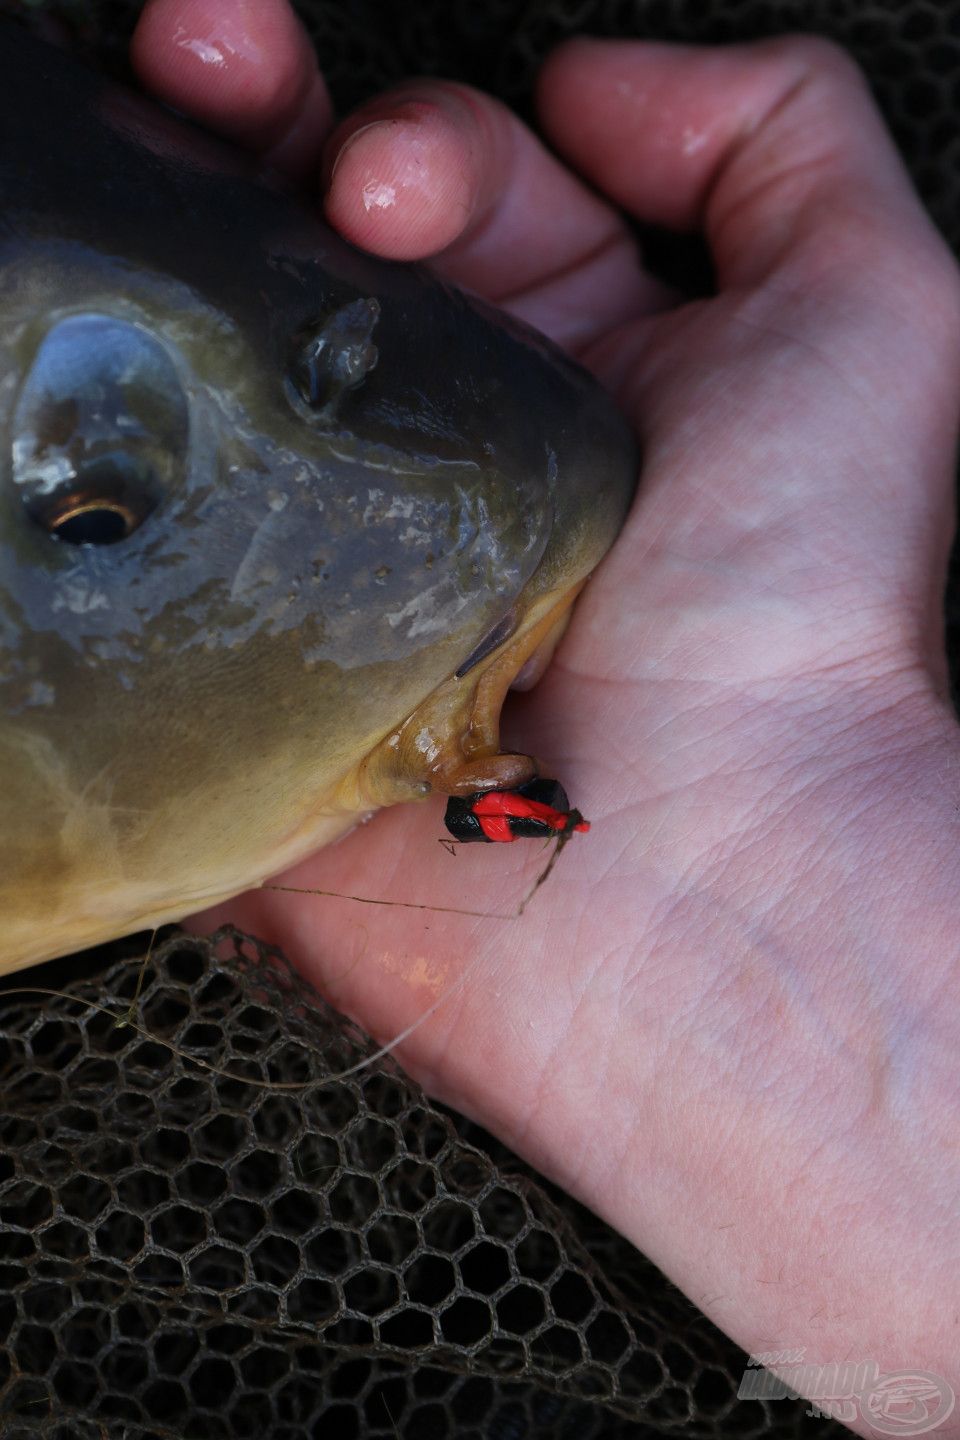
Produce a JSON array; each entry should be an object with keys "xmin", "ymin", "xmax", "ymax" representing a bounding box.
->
[{"xmin": 346, "ymin": 580, "xmax": 588, "ymax": 810}]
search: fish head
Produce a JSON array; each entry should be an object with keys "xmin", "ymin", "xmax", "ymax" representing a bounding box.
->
[{"xmin": 0, "ymin": 23, "xmax": 639, "ymax": 972}]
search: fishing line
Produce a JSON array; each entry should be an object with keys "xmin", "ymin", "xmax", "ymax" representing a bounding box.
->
[
  {"xmin": 115, "ymin": 924, "xmax": 158, "ymax": 1030},
  {"xmin": 262, "ymin": 820, "xmax": 573, "ymax": 918},
  {"xmin": 1, "ymin": 818, "xmax": 582, "ymax": 1092}
]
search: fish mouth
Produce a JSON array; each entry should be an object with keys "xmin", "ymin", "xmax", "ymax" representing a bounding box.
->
[{"xmin": 345, "ymin": 575, "xmax": 588, "ymax": 812}]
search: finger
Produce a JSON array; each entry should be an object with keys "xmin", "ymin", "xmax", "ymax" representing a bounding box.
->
[
  {"xmin": 537, "ymin": 35, "xmax": 958, "ymax": 306},
  {"xmin": 528, "ymin": 39, "xmax": 960, "ymax": 685},
  {"xmin": 537, "ymin": 36, "xmax": 960, "ymax": 493},
  {"xmin": 131, "ymin": 0, "xmax": 333, "ymax": 177},
  {"xmin": 323, "ymin": 81, "xmax": 672, "ymax": 350}
]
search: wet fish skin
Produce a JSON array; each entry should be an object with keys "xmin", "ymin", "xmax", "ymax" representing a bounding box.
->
[{"xmin": 0, "ymin": 21, "xmax": 638, "ymax": 972}]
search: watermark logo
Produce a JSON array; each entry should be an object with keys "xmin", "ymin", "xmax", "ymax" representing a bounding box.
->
[{"xmin": 738, "ymin": 1353, "xmax": 955, "ymax": 1435}]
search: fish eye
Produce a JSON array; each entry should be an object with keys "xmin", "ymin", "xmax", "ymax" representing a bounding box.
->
[
  {"xmin": 45, "ymin": 498, "xmax": 134, "ymax": 546},
  {"xmin": 12, "ymin": 313, "xmax": 187, "ymax": 548}
]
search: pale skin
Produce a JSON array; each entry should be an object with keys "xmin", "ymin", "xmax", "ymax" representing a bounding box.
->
[{"xmin": 131, "ymin": 1, "xmax": 960, "ymax": 1426}]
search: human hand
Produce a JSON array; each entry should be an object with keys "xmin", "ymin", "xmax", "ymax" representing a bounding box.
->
[{"xmin": 133, "ymin": 0, "xmax": 960, "ymax": 1408}]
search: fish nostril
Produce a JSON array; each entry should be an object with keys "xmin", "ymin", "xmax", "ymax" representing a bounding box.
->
[{"xmin": 287, "ymin": 297, "xmax": 380, "ymax": 423}]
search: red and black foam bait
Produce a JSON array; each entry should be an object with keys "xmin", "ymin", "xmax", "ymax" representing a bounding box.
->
[{"xmin": 444, "ymin": 777, "xmax": 590, "ymax": 844}]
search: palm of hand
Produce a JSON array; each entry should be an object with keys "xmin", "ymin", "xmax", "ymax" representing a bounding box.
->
[
  {"xmin": 186, "ymin": 50, "xmax": 956, "ymax": 1173},
  {"xmin": 133, "ymin": 0, "xmax": 960, "ymax": 1380},
  {"xmin": 198, "ymin": 271, "xmax": 944, "ymax": 1153}
]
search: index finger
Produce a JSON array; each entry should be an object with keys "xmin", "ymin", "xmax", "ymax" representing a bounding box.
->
[{"xmin": 322, "ymin": 81, "xmax": 671, "ymax": 350}]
